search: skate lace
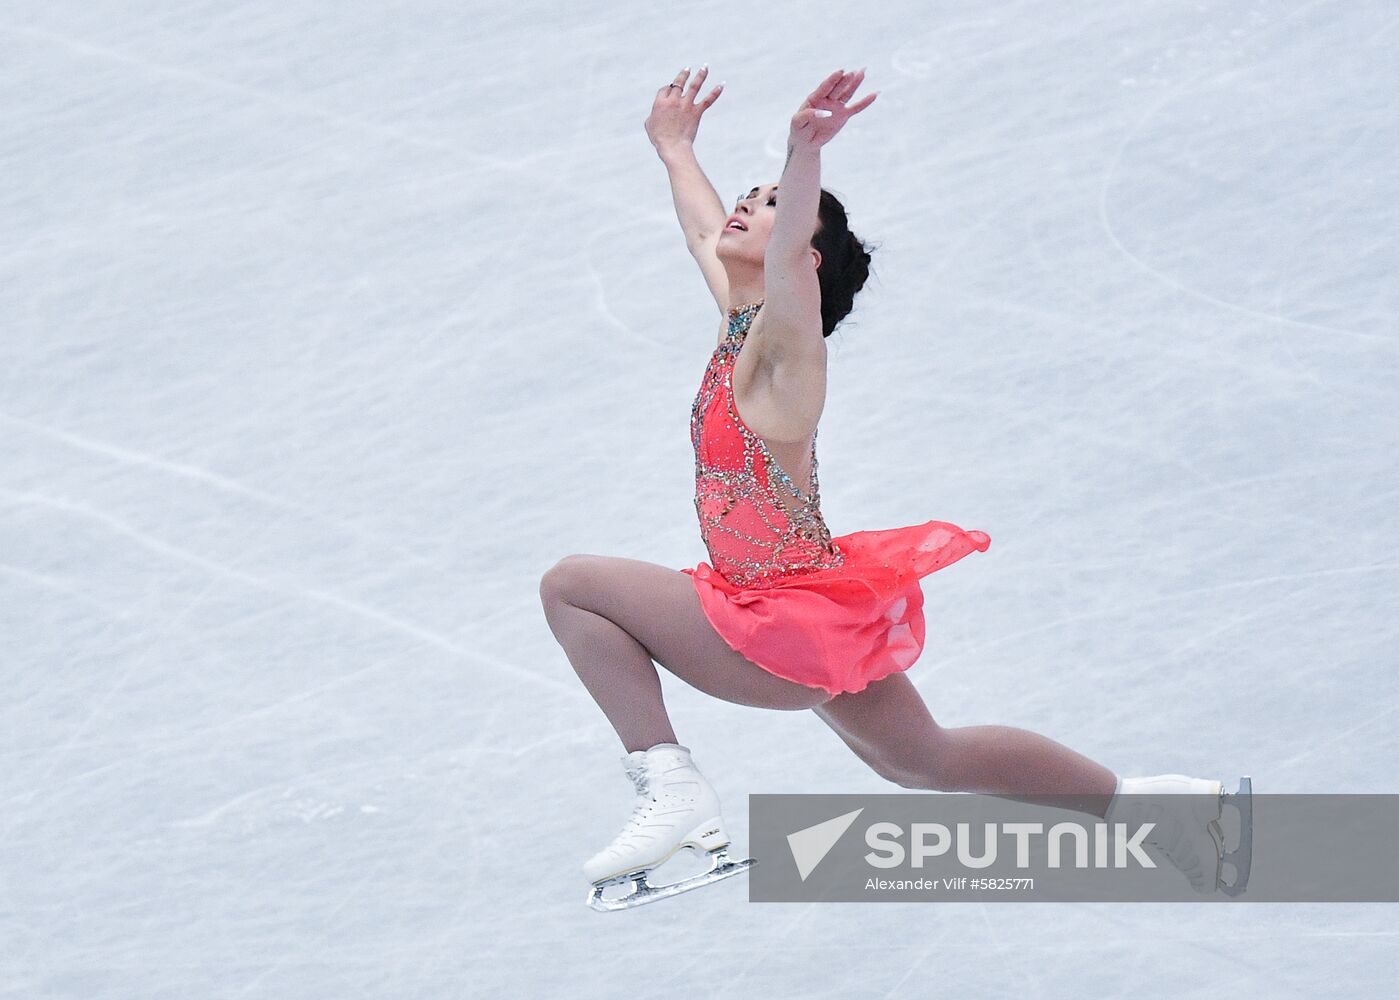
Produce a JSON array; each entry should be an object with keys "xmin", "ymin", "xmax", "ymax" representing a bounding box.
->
[{"xmin": 622, "ymin": 767, "xmax": 654, "ymax": 831}]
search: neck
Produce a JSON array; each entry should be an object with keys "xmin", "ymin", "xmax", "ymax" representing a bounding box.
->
[{"xmin": 723, "ymin": 263, "xmax": 764, "ymax": 311}]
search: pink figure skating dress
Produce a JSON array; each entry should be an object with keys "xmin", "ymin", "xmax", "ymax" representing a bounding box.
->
[{"xmin": 680, "ymin": 299, "xmax": 991, "ymax": 696}]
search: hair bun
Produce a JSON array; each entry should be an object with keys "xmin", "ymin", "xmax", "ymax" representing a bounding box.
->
[{"xmin": 813, "ymin": 188, "xmax": 877, "ymax": 338}]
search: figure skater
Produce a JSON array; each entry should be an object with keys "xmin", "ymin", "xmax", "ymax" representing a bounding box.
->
[{"xmin": 540, "ymin": 66, "xmax": 1250, "ymax": 909}]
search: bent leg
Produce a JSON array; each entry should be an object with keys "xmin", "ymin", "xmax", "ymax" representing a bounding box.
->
[
  {"xmin": 540, "ymin": 554, "xmax": 830, "ymax": 752},
  {"xmin": 814, "ymin": 673, "xmax": 1118, "ymax": 818}
]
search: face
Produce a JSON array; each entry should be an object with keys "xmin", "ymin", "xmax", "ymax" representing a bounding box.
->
[
  {"xmin": 716, "ymin": 182, "xmax": 780, "ymax": 261},
  {"xmin": 716, "ymin": 182, "xmax": 821, "ymax": 270}
]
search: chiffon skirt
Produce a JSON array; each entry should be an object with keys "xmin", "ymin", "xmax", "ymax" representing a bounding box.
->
[{"xmin": 681, "ymin": 520, "xmax": 991, "ymax": 696}]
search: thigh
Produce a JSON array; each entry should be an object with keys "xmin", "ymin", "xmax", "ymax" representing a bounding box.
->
[
  {"xmin": 541, "ymin": 553, "xmax": 831, "ymax": 711},
  {"xmin": 813, "ymin": 673, "xmax": 946, "ymax": 780}
]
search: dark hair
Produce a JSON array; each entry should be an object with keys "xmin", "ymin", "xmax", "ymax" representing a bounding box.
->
[{"xmin": 811, "ymin": 188, "xmax": 876, "ymax": 338}]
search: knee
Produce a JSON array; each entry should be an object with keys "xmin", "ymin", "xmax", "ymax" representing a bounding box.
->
[{"xmin": 538, "ymin": 554, "xmax": 592, "ymax": 608}]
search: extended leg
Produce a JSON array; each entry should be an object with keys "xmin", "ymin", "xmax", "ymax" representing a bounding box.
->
[
  {"xmin": 539, "ymin": 554, "xmax": 830, "ymax": 752},
  {"xmin": 814, "ymin": 673, "xmax": 1118, "ymax": 818}
]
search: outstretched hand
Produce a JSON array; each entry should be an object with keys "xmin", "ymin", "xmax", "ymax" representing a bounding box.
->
[
  {"xmin": 645, "ymin": 66, "xmax": 724, "ymax": 154},
  {"xmin": 789, "ymin": 68, "xmax": 877, "ymax": 150}
]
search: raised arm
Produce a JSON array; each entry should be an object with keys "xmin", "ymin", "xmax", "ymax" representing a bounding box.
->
[
  {"xmin": 645, "ymin": 67, "xmax": 730, "ymax": 313},
  {"xmin": 763, "ymin": 69, "xmax": 877, "ymax": 358}
]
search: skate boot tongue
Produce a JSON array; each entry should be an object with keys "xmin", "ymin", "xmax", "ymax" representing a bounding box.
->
[
  {"xmin": 621, "ymin": 751, "xmax": 648, "ymax": 791},
  {"xmin": 620, "ymin": 744, "xmax": 688, "ymax": 795}
]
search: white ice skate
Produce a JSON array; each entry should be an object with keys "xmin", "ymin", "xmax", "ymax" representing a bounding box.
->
[
  {"xmin": 584, "ymin": 743, "xmax": 755, "ymax": 912},
  {"xmin": 1105, "ymin": 773, "xmax": 1253, "ymax": 896}
]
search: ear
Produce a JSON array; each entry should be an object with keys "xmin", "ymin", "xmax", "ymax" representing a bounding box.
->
[{"xmin": 811, "ymin": 247, "xmax": 822, "ymax": 271}]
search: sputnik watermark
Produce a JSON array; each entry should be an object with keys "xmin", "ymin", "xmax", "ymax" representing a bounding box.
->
[
  {"xmin": 750, "ymin": 791, "xmax": 1383, "ymax": 902},
  {"xmin": 862, "ymin": 820, "xmax": 1156, "ymax": 870},
  {"xmin": 786, "ymin": 806, "xmax": 1156, "ymax": 884},
  {"xmin": 755, "ymin": 794, "xmax": 1287, "ymax": 906}
]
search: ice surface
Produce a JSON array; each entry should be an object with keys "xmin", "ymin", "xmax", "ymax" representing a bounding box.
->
[{"xmin": 2, "ymin": 1, "xmax": 1396, "ymax": 997}]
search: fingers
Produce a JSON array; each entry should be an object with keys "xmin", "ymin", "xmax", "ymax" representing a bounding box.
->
[
  {"xmin": 700, "ymin": 80, "xmax": 724, "ymax": 109},
  {"xmin": 656, "ymin": 66, "xmax": 690, "ymax": 99},
  {"xmin": 833, "ymin": 67, "xmax": 866, "ymax": 104},
  {"xmin": 684, "ymin": 64, "xmax": 709, "ymax": 99},
  {"xmin": 656, "ymin": 66, "xmax": 722, "ymax": 103},
  {"xmin": 848, "ymin": 91, "xmax": 877, "ymax": 115},
  {"xmin": 809, "ymin": 68, "xmax": 845, "ymax": 101},
  {"xmin": 686, "ymin": 65, "xmax": 725, "ymax": 108},
  {"xmin": 655, "ymin": 65, "xmax": 723, "ymax": 111},
  {"xmin": 812, "ymin": 67, "xmax": 877, "ymax": 119}
]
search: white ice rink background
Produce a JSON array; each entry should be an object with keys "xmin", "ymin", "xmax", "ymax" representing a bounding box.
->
[{"xmin": 2, "ymin": 1, "xmax": 1397, "ymax": 996}]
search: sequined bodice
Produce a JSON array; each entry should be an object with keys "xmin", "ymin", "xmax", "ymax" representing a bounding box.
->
[{"xmin": 689, "ymin": 300, "xmax": 845, "ymax": 588}]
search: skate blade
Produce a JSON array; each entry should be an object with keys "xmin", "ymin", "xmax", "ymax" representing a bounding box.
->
[
  {"xmin": 1217, "ymin": 775, "xmax": 1253, "ymax": 897},
  {"xmin": 586, "ymin": 846, "xmax": 755, "ymax": 912}
]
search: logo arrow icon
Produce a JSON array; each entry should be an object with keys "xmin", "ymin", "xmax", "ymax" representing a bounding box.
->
[{"xmin": 787, "ymin": 808, "xmax": 864, "ymax": 881}]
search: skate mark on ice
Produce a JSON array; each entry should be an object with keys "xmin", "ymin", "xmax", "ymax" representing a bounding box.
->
[
  {"xmin": 0, "ymin": 23, "xmax": 508, "ymax": 172},
  {"xmin": 1272, "ymin": 700, "xmax": 1399, "ymax": 773},
  {"xmin": 1077, "ymin": 898, "xmax": 1312, "ymax": 992},
  {"xmin": 920, "ymin": 561, "xmax": 1399, "ymax": 687},
  {"xmin": 237, "ymin": 859, "xmax": 389, "ymax": 995},
  {"xmin": 0, "ymin": 21, "xmax": 622, "ymax": 216},
  {"xmin": 0, "ymin": 487, "xmax": 575, "ymax": 696},
  {"xmin": 0, "ymin": 562, "xmax": 129, "ymax": 618},
  {"xmin": 1094, "ymin": 4, "xmax": 1391, "ymax": 347},
  {"xmin": 0, "ymin": 571, "xmax": 222, "ymax": 842},
  {"xmin": 0, "ymin": 411, "xmax": 440, "ymax": 572}
]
